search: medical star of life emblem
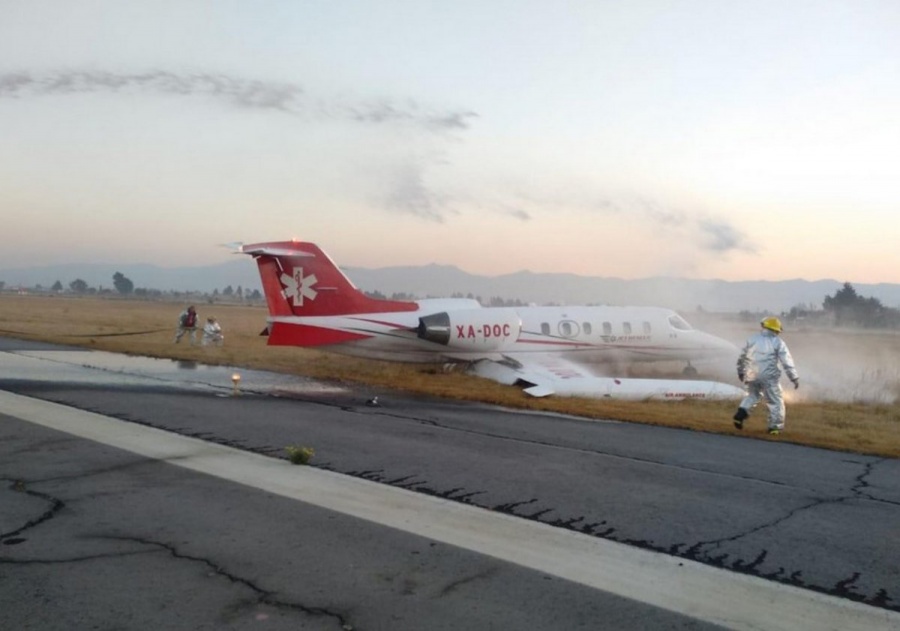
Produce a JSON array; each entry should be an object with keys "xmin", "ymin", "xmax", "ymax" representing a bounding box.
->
[{"xmin": 280, "ymin": 267, "xmax": 318, "ymax": 306}]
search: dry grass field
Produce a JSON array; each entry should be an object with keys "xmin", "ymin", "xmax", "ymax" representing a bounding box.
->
[{"xmin": 2, "ymin": 294, "xmax": 899, "ymax": 458}]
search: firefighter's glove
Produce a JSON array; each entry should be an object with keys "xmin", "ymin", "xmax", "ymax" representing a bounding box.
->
[
  {"xmin": 792, "ymin": 378, "xmax": 800, "ymax": 390},
  {"xmin": 737, "ymin": 371, "xmax": 745, "ymax": 383}
]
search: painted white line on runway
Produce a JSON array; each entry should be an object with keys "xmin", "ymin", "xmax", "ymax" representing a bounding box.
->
[{"xmin": 3, "ymin": 389, "xmax": 898, "ymax": 631}]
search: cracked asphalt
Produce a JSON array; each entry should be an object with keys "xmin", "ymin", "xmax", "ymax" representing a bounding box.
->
[{"xmin": 2, "ymin": 337, "xmax": 899, "ymax": 629}]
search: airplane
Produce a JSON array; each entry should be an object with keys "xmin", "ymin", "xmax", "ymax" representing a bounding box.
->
[{"xmin": 238, "ymin": 240, "xmax": 745, "ymax": 401}]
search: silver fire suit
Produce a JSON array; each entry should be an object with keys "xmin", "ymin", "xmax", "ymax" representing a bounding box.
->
[{"xmin": 736, "ymin": 329, "xmax": 799, "ymax": 430}]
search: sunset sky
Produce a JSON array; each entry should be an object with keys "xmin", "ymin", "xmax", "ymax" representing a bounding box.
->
[{"xmin": 2, "ymin": 1, "xmax": 899, "ymax": 282}]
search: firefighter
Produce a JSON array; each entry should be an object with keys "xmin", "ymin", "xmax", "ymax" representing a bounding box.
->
[
  {"xmin": 174, "ymin": 305, "xmax": 198, "ymax": 345},
  {"xmin": 733, "ymin": 316, "xmax": 800, "ymax": 435},
  {"xmin": 202, "ymin": 316, "xmax": 224, "ymax": 347}
]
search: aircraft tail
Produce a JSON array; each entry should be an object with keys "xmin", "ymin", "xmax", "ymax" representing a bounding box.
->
[{"xmin": 240, "ymin": 240, "xmax": 418, "ymax": 318}]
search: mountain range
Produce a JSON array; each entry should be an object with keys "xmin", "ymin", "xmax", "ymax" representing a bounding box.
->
[{"xmin": 3, "ymin": 259, "xmax": 899, "ymax": 314}]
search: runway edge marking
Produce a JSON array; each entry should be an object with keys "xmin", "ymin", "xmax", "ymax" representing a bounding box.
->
[{"xmin": 2, "ymin": 389, "xmax": 897, "ymax": 631}]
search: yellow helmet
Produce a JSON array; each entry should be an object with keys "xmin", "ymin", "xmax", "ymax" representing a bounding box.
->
[{"xmin": 761, "ymin": 316, "xmax": 782, "ymax": 333}]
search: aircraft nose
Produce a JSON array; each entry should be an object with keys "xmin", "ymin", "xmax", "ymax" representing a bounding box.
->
[{"xmin": 704, "ymin": 332, "xmax": 739, "ymax": 357}]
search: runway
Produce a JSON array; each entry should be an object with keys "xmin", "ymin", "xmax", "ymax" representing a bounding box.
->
[{"xmin": 2, "ymin": 337, "xmax": 899, "ymax": 630}]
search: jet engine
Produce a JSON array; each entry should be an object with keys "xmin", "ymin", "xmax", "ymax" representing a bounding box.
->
[{"xmin": 417, "ymin": 310, "xmax": 521, "ymax": 351}]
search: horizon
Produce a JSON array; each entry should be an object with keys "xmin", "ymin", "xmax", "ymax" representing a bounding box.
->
[
  {"xmin": 3, "ymin": 3, "xmax": 899, "ymax": 283},
  {"xmin": 6, "ymin": 256, "xmax": 900, "ymax": 314},
  {"xmin": 0, "ymin": 255, "xmax": 868, "ymax": 286}
]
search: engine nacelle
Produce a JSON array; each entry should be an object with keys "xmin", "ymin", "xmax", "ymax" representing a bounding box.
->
[{"xmin": 417, "ymin": 310, "xmax": 521, "ymax": 351}]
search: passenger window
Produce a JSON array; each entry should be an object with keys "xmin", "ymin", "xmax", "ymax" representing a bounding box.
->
[
  {"xmin": 560, "ymin": 321, "xmax": 572, "ymax": 336},
  {"xmin": 602, "ymin": 322, "xmax": 612, "ymax": 335},
  {"xmin": 583, "ymin": 322, "xmax": 592, "ymax": 335},
  {"xmin": 643, "ymin": 321, "xmax": 652, "ymax": 334},
  {"xmin": 541, "ymin": 322, "xmax": 550, "ymax": 335},
  {"xmin": 623, "ymin": 322, "xmax": 632, "ymax": 334}
]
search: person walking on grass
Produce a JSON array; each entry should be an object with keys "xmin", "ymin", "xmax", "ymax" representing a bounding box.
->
[
  {"xmin": 174, "ymin": 305, "xmax": 198, "ymax": 345},
  {"xmin": 733, "ymin": 316, "xmax": 800, "ymax": 435}
]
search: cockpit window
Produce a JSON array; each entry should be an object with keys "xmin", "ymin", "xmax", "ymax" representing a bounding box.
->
[{"xmin": 668, "ymin": 314, "xmax": 693, "ymax": 331}]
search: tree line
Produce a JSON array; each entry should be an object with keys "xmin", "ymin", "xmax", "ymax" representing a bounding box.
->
[
  {"xmin": 22, "ymin": 272, "xmax": 263, "ymax": 301},
  {"xmin": 785, "ymin": 282, "xmax": 900, "ymax": 328},
  {"xmin": 7, "ymin": 273, "xmax": 900, "ymax": 328}
]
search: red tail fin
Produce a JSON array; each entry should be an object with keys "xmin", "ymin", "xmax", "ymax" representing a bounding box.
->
[{"xmin": 241, "ymin": 241, "xmax": 417, "ymax": 316}]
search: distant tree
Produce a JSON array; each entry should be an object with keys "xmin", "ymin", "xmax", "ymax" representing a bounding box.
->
[
  {"xmin": 248, "ymin": 289, "xmax": 262, "ymax": 301},
  {"xmin": 235, "ymin": 286, "xmax": 243, "ymax": 300},
  {"xmin": 822, "ymin": 282, "xmax": 896, "ymax": 328},
  {"xmin": 112, "ymin": 272, "xmax": 134, "ymax": 295},
  {"xmin": 0, "ymin": 281, "xmax": 5, "ymax": 291},
  {"xmin": 51, "ymin": 280, "xmax": 63, "ymax": 292},
  {"xmin": 69, "ymin": 279, "xmax": 88, "ymax": 293},
  {"xmin": 823, "ymin": 282, "xmax": 859, "ymax": 311},
  {"xmin": 222, "ymin": 285, "xmax": 234, "ymax": 297}
]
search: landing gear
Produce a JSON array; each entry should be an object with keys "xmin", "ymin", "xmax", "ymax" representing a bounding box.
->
[{"xmin": 682, "ymin": 363, "xmax": 699, "ymax": 378}]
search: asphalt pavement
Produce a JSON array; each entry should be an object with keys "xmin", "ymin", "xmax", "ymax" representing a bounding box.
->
[{"xmin": 2, "ymin": 337, "xmax": 899, "ymax": 630}]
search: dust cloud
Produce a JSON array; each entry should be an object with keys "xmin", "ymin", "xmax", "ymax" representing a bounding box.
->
[{"xmin": 696, "ymin": 316, "xmax": 900, "ymax": 405}]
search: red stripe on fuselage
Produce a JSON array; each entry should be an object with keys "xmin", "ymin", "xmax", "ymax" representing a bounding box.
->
[
  {"xmin": 268, "ymin": 322, "xmax": 372, "ymax": 347},
  {"xmin": 349, "ymin": 317, "xmax": 413, "ymax": 329}
]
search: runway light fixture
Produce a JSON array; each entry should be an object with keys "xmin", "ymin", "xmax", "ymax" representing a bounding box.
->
[{"xmin": 232, "ymin": 372, "xmax": 241, "ymax": 396}]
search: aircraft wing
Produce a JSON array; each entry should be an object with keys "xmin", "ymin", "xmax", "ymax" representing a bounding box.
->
[{"xmin": 468, "ymin": 355, "xmax": 744, "ymax": 401}]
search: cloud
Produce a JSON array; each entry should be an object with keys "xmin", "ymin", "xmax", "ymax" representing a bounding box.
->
[
  {"xmin": 0, "ymin": 69, "xmax": 477, "ymax": 132},
  {"xmin": 380, "ymin": 162, "xmax": 454, "ymax": 222},
  {"xmin": 587, "ymin": 196, "xmax": 754, "ymax": 255},
  {"xmin": 504, "ymin": 207, "xmax": 532, "ymax": 221},
  {"xmin": 698, "ymin": 219, "xmax": 756, "ymax": 254},
  {"xmin": 1, "ymin": 69, "xmax": 479, "ymax": 224},
  {"xmin": 502, "ymin": 188, "xmax": 755, "ymax": 256},
  {"xmin": 345, "ymin": 98, "xmax": 477, "ymax": 131}
]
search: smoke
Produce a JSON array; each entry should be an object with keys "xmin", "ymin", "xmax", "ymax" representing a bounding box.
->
[
  {"xmin": 785, "ymin": 331, "xmax": 900, "ymax": 405},
  {"xmin": 694, "ymin": 317, "xmax": 900, "ymax": 404},
  {"xmin": 0, "ymin": 70, "xmax": 477, "ymax": 132}
]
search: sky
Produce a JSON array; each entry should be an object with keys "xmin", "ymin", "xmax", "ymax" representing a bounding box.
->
[{"xmin": 2, "ymin": 1, "xmax": 899, "ymax": 283}]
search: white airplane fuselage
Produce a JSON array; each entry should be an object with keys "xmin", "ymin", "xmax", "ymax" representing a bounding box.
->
[
  {"xmin": 266, "ymin": 299, "xmax": 736, "ymax": 365},
  {"xmin": 241, "ymin": 239, "xmax": 744, "ymax": 401}
]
